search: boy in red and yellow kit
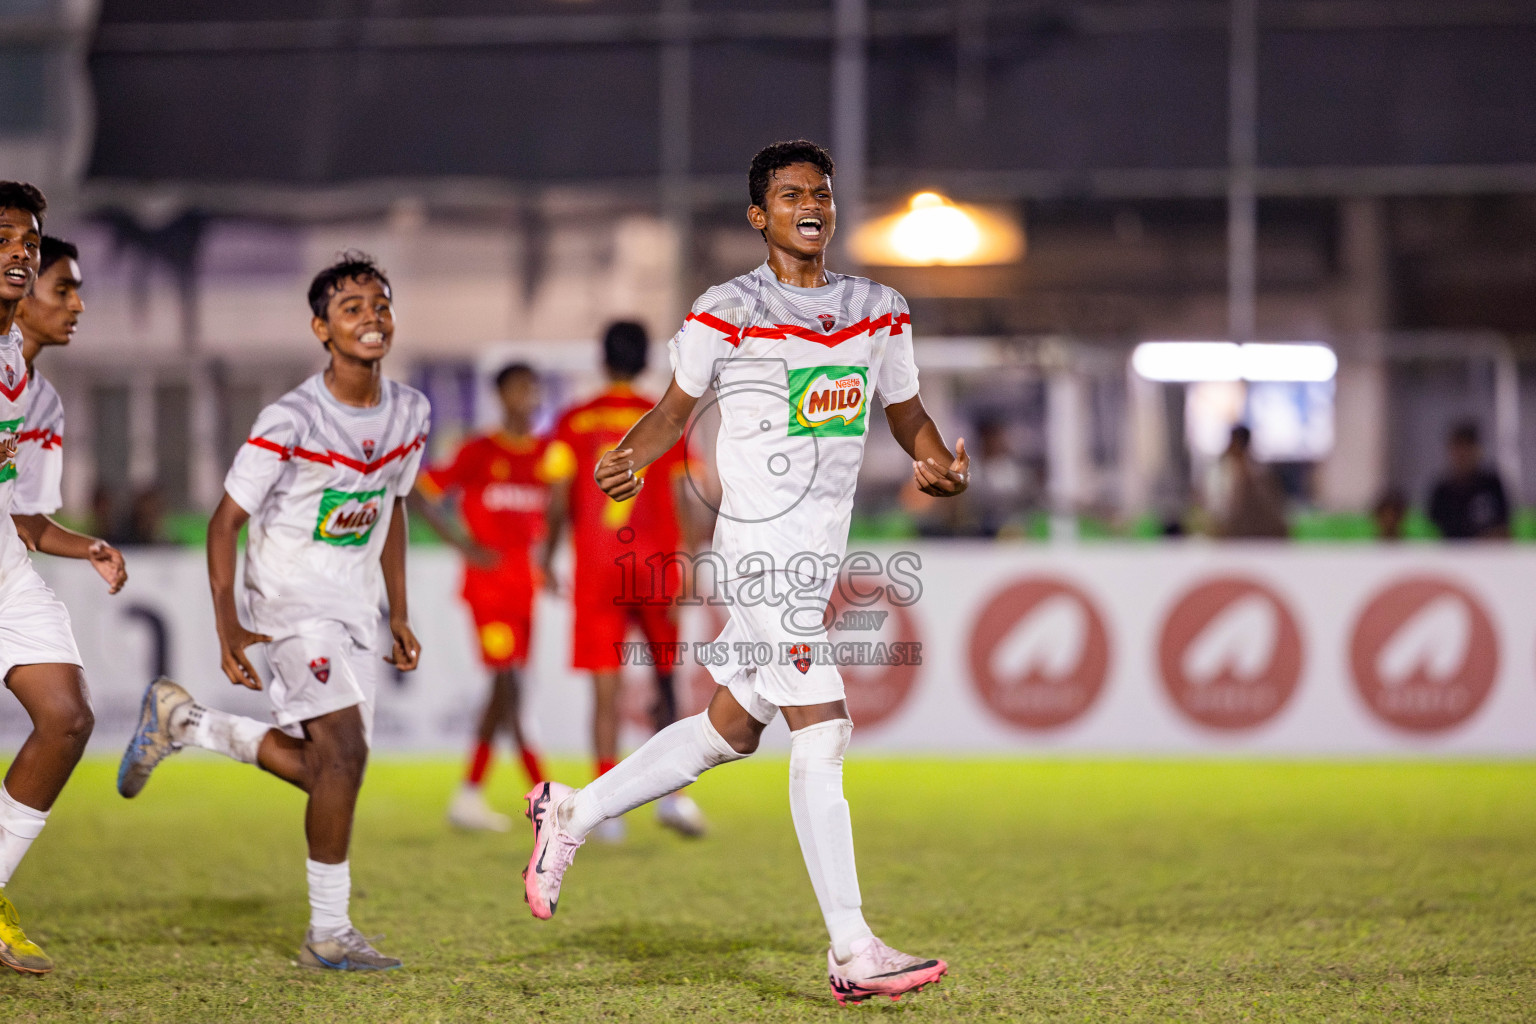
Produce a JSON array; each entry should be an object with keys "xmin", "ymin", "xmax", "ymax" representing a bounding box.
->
[
  {"xmin": 540, "ymin": 322, "xmax": 704, "ymax": 840},
  {"xmin": 416, "ymin": 363, "xmax": 549, "ymax": 831}
]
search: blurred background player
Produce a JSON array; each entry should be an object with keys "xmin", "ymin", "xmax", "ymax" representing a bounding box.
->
[
  {"xmin": 0, "ymin": 186, "xmax": 127, "ymax": 976},
  {"xmin": 116, "ymin": 253, "xmax": 428, "ymax": 972},
  {"xmin": 539, "ymin": 321, "xmax": 705, "ymax": 841},
  {"xmin": 414, "ymin": 362, "xmax": 550, "ymax": 832},
  {"xmin": 1427, "ymin": 420, "xmax": 1510, "ymax": 540},
  {"xmin": 521, "ymin": 141, "xmax": 961, "ymax": 1006}
]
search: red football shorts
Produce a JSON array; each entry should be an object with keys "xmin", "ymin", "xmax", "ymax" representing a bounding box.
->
[
  {"xmin": 463, "ymin": 567, "xmax": 535, "ymax": 670},
  {"xmin": 571, "ymin": 598, "xmax": 680, "ymax": 671}
]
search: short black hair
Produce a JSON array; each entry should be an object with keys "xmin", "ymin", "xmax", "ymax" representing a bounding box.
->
[
  {"xmin": 39, "ymin": 236, "xmax": 78, "ymax": 277},
  {"xmin": 748, "ymin": 140, "xmax": 835, "ymax": 209},
  {"xmin": 307, "ymin": 250, "xmax": 390, "ymax": 320},
  {"xmin": 1229, "ymin": 424, "xmax": 1253, "ymax": 447},
  {"xmin": 494, "ymin": 361, "xmax": 535, "ymax": 390},
  {"xmin": 603, "ymin": 321, "xmax": 649, "ymax": 378},
  {"xmin": 0, "ymin": 181, "xmax": 46, "ymax": 228},
  {"xmin": 1449, "ymin": 420, "xmax": 1481, "ymax": 446}
]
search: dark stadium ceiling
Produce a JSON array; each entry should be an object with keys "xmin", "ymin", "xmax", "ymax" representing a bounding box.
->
[{"xmin": 86, "ymin": 0, "xmax": 1536, "ymax": 213}]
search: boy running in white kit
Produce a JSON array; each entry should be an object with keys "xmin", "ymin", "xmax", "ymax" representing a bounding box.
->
[
  {"xmin": 0, "ymin": 187, "xmax": 129, "ymax": 976},
  {"xmin": 118, "ymin": 253, "xmax": 429, "ymax": 971},
  {"xmin": 520, "ymin": 141, "xmax": 969, "ymax": 1006}
]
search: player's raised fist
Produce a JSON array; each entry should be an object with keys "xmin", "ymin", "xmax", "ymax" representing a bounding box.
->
[
  {"xmin": 914, "ymin": 436, "xmax": 969, "ymax": 497},
  {"xmin": 595, "ymin": 448, "xmax": 645, "ymax": 502}
]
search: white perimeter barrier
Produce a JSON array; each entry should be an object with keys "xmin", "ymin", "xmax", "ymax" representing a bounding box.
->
[{"xmin": 3, "ymin": 543, "xmax": 1533, "ymax": 756}]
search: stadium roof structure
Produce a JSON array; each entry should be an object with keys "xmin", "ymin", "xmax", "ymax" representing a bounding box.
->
[{"xmin": 85, "ymin": 0, "xmax": 1536, "ymax": 214}]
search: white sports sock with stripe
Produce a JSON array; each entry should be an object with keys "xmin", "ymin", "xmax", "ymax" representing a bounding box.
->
[{"xmin": 789, "ymin": 719, "xmax": 875, "ymax": 962}]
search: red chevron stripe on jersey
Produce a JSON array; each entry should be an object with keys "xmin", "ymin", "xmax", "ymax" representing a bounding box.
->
[
  {"xmin": 686, "ymin": 311, "xmax": 910, "ymax": 350},
  {"xmin": 248, "ymin": 434, "xmax": 426, "ymax": 475},
  {"xmin": 0, "ymin": 370, "xmax": 27, "ymax": 403}
]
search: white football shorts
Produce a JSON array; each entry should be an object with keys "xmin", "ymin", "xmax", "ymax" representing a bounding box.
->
[
  {"xmin": 707, "ymin": 572, "xmax": 842, "ymax": 720},
  {"xmin": 0, "ymin": 566, "xmax": 82, "ymax": 681},
  {"xmin": 265, "ymin": 620, "xmax": 382, "ymax": 746}
]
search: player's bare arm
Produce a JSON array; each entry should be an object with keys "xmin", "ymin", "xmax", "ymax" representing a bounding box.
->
[
  {"xmin": 885, "ymin": 394, "xmax": 969, "ymax": 497},
  {"xmin": 539, "ymin": 476, "xmax": 570, "ymax": 592},
  {"xmin": 11, "ymin": 513, "xmax": 127, "ymax": 593},
  {"xmin": 381, "ymin": 495, "xmax": 420, "ymax": 671},
  {"xmin": 409, "ymin": 486, "xmax": 498, "ymax": 568},
  {"xmin": 594, "ymin": 380, "xmax": 699, "ymax": 501},
  {"xmin": 207, "ymin": 493, "xmax": 272, "ymax": 689}
]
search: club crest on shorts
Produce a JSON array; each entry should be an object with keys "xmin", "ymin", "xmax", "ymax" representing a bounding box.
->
[
  {"xmin": 789, "ymin": 643, "xmax": 812, "ymax": 674},
  {"xmin": 309, "ymin": 657, "xmax": 331, "ymax": 683},
  {"xmin": 361, "ymin": 439, "xmax": 376, "ymax": 460},
  {"xmin": 817, "ymin": 313, "xmax": 836, "ymax": 332}
]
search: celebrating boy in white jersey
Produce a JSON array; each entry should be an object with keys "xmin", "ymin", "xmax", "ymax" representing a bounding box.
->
[
  {"xmin": 12, "ymin": 236, "xmax": 78, "ymax": 523},
  {"xmin": 520, "ymin": 141, "xmax": 968, "ymax": 1006},
  {"xmin": 0, "ymin": 186, "xmax": 128, "ymax": 976},
  {"xmin": 118, "ymin": 253, "xmax": 429, "ymax": 971}
]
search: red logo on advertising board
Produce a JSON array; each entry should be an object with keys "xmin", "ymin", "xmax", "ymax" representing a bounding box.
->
[
  {"xmin": 967, "ymin": 577, "xmax": 1110, "ymax": 729},
  {"xmin": 309, "ymin": 657, "xmax": 331, "ymax": 683},
  {"xmin": 1349, "ymin": 576, "xmax": 1497, "ymax": 733},
  {"xmin": 1158, "ymin": 578, "xmax": 1303, "ymax": 729}
]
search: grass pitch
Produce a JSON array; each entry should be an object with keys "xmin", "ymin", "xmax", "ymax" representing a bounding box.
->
[{"xmin": 1, "ymin": 756, "xmax": 1534, "ymax": 1022}]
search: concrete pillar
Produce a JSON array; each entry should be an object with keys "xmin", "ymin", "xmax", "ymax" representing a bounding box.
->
[
  {"xmin": 1047, "ymin": 367, "xmax": 1088, "ymax": 540},
  {"xmin": 1316, "ymin": 198, "xmax": 1390, "ymax": 512}
]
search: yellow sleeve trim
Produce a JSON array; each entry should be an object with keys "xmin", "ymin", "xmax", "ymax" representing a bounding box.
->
[{"xmin": 539, "ymin": 439, "xmax": 577, "ymax": 483}]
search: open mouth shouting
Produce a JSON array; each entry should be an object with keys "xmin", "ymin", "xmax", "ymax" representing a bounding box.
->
[
  {"xmin": 2, "ymin": 265, "xmax": 31, "ymax": 291},
  {"xmin": 358, "ymin": 329, "xmax": 386, "ymax": 348},
  {"xmin": 796, "ymin": 215, "xmax": 826, "ymax": 241}
]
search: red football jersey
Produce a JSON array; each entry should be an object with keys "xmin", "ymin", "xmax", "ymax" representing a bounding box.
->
[
  {"xmin": 420, "ymin": 431, "xmax": 549, "ymax": 592},
  {"xmin": 541, "ymin": 384, "xmax": 687, "ymax": 605}
]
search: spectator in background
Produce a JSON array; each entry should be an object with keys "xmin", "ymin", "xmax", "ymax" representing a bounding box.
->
[
  {"xmin": 967, "ymin": 416, "xmax": 1028, "ymax": 538},
  {"xmin": 1204, "ymin": 425, "xmax": 1288, "ymax": 539},
  {"xmin": 1428, "ymin": 421, "xmax": 1509, "ymax": 540},
  {"xmin": 125, "ymin": 485, "xmax": 168, "ymax": 545},
  {"xmin": 1372, "ymin": 487, "xmax": 1407, "ymax": 541}
]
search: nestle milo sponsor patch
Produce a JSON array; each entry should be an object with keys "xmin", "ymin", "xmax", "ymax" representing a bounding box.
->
[
  {"xmin": 788, "ymin": 366, "xmax": 868, "ymax": 437},
  {"xmin": 314, "ymin": 487, "xmax": 387, "ymax": 545}
]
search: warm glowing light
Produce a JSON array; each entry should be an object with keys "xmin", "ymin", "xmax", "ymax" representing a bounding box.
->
[
  {"xmin": 852, "ymin": 192, "xmax": 1024, "ymax": 266},
  {"xmin": 1132, "ymin": 342, "xmax": 1338, "ymax": 383}
]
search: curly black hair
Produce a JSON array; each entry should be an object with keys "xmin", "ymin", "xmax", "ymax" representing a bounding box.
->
[
  {"xmin": 0, "ymin": 182, "xmax": 46, "ymax": 228},
  {"xmin": 747, "ymin": 140, "xmax": 834, "ymax": 209},
  {"xmin": 307, "ymin": 250, "xmax": 391, "ymax": 320},
  {"xmin": 602, "ymin": 321, "xmax": 649, "ymax": 379}
]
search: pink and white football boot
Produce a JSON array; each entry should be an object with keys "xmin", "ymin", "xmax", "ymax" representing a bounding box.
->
[
  {"xmin": 827, "ymin": 936, "xmax": 948, "ymax": 1006},
  {"xmin": 522, "ymin": 781, "xmax": 583, "ymax": 920}
]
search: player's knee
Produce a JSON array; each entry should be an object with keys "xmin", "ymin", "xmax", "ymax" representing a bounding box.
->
[
  {"xmin": 788, "ymin": 718, "xmax": 852, "ymax": 767},
  {"xmin": 36, "ymin": 693, "xmax": 94, "ymax": 749},
  {"xmin": 701, "ymin": 712, "xmax": 758, "ymax": 759}
]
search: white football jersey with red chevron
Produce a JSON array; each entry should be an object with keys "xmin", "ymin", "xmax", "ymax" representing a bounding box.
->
[
  {"xmin": 667, "ymin": 263, "xmax": 919, "ymax": 580},
  {"xmin": 224, "ymin": 372, "xmax": 430, "ymax": 644},
  {"xmin": 0, "ymin": 326, "xmax": 37, "ymax": 584}
]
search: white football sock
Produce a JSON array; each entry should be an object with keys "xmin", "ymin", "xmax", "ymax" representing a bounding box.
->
[
  {"xmin": 0, "ymin": 784, "xmax": 49, "ymax": 887},
  {"xmin": 305, "ymin": 858, "xmax": 352, "ymax": 939},
  {"xmin": 171, "ymin": 702, "xmax": 269, "ymax": 764},
  {"xmin": 789, "ymin": 719, "xmax": 874, "ymax": 962},
  {"xmin": 563, "ymin": 712, "xmax": 745, "ymax": 840}
]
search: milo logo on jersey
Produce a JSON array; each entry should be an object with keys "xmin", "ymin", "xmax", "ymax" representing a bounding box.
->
[
  {"xmin": 0, "ymin": 416, "xmax": 22, "ymax": 484},
  {"xmin": 314, "ymin": 487, "xmax": 387, "ymax": 546},
  {"xmin": 788, "ymin": 365, "xmax": 868, "ymax": 437}
]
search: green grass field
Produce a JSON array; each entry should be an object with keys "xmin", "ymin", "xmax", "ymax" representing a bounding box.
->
[{"xmin": 2, "ymin": 756, "xmax": 1534, "ymax": 1022}]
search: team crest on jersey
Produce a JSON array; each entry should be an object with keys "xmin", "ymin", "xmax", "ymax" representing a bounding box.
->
[
  {"xmin": 314, "ymin": 487, "xmax": 387, "ymax": 546},
  {"xmin": 787, "ymin": 365, "xmax": 869, "ymax": 437},
  {"xmin": 309, "ymin": 658, "xmax": 331, "ymax": 683},
  {"xmin": 3, "ymin": 366, "xmax": 12, "ymax": 387},
  {"xmin": 361, "ymin": 439, "xmax": 376, "ymax": 460},
  {"xmin": 789, "ymin": 643, "xmax": 813, "ymax": 674},
  {"xmin": 817, "ymin": 313, "xmax": 837, "ymax": 332}
]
